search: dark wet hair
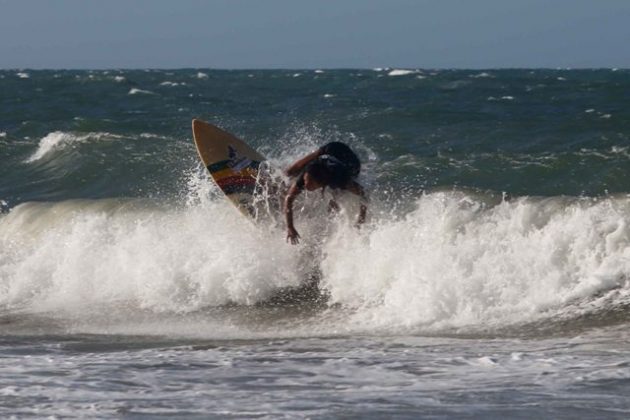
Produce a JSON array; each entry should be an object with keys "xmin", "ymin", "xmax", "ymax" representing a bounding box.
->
[{"xmin": 304, "ymin": 156, "xmax": 351, "ymax": 189}]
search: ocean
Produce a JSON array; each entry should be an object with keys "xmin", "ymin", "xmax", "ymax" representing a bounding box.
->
[{"xmin": 1, "ymin": 68, "xmax": 630, "ymax": 418}]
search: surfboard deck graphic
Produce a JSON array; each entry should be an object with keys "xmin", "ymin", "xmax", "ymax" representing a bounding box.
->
[{"xmin": 192, "ymin": 119, "xmax": 274, "ymax": 218}]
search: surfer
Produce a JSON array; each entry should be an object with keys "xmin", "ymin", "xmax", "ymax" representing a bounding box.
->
[{"xmin": 284, "ymin": 142, "xmax": 367, "ymax": 244}]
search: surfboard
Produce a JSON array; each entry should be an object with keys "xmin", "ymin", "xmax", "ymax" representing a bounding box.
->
[{"xmin": 192, "ymin": 119, "xmax": 270, "ymax": 218}]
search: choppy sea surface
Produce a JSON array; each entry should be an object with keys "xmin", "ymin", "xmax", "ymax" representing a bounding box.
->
[{"xmin": 1, "ymin": 68, "xmax": 630, "ymax": 418}]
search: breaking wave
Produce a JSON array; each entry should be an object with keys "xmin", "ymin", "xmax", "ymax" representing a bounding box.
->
[{"xmin": 2, "ymin": 179, "xmax": 630, "ymax": 338}]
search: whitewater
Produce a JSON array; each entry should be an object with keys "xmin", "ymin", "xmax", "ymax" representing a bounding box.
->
[{"xmin": 1, "ymin": 69, "xmax": 630, "ymax": 418}]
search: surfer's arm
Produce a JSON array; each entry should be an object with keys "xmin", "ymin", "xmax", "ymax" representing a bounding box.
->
[
  {"xmin": 346, "ymin": 181, "xmax": 368, "ymax": 226},
  {"xmin": 285, "ymin": 149, "xmax": 323, "ymax": 177},
  {"xmin": 284, "ymin": 183, "xmax": 302, "ymax": 244}
]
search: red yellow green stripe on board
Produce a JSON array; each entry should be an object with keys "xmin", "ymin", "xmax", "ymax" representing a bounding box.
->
[{"xmin": 192, "ymin": 119, "xmax": 266, "ymax": 216}]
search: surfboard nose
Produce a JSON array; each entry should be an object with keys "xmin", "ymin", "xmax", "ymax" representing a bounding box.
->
[{"xmin": 193, "ymin": 119, "xmax": 214, "ymax": 137}]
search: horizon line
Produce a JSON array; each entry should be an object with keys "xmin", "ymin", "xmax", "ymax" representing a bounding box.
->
[{"xmin": 1, "ymin": 66, "xmax": 628, "ymax": 72}]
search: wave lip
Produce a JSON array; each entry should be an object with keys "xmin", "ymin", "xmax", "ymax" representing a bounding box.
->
[
  {"xmin": 388, "ymin": 69, "xmax": 419, "ymax": 76},
  {"xmin": 128, "ymin": 88, "xmax": 155, "ymax": 95},
  {"xmin": 26, "ymin": 132, "xmax": 77, "ymax": 163},
  {"xmin": 25, "ymin": 131, "xmax": 123, "ymax": 163}
]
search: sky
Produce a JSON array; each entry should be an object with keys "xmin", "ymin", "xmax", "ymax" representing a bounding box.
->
[{"xmin": 1, "ymin": 0, "xmax": 629, "ymax": 69}]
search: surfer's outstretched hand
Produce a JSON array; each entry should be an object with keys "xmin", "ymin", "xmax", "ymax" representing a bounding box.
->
[{"xmin": 287, "ymin": 227, "xmax": 301, "ymax": 244}]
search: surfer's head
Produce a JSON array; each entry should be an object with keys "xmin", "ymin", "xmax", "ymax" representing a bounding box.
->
[{"xmin": 303, "ymin": 157, "xmax": 351, "ymax": 190}]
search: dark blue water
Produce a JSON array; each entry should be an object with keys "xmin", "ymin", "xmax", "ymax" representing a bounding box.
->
[{"xmin": 2, "ymin": 68, "xmax": 629, "ymax": 206}]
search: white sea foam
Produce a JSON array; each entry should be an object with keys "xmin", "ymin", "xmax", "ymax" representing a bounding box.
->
[
  {"xmin": 160, "ymin": 81, "xmax": 185, "ymax": 87},
  {"xmin": 321, "ymin": 193, "xmax": 630, "ymax": 332},
  {"xmin": 26, "ymin": 132, "xmax": 77, "ymax": 162},
  {"xmin": 16, "ymin": 72, "xmax": 30, "ymax": 79},
  {"xmin": 2, "ymin": 190, "xmax": 630, "ymax": 336},
  {"xmin": 128, "ymin": 88, "xmax": 155, "ymax": 95},
  {"xmin": 315, "ymin": 70, "xmax": 325, "ymax": 74},
  {"xmin": 114, "ymin": 76, "xmax": 126, "ymax": 82},
  {"xmin": 323, "ymin": 94, "xmax": 336, "ymax": 98},
  {"xmin": 139, "ymin": 132, "xmax": 169, "ymax": 140},
  {"xmin": 470, "ymin": 72, "xmax": 494, "ymax": 79},
  {"xmin": 388, "ymin": 69, "xmax": 416, "ymax": 76},
  {"xmin": 196, "ymin": 72, "xmax": 209, "ymax": 79},
  {"xmin": 25, "ymin": 131, "xmax": 122, "ymax": 163},
  {"xmin": 0, "ymin": 196, "xmax": 304, "ymax": 315},
  {"xmin": 0, "ymin": 132, "xmax": 6, "ymax": 138}
]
